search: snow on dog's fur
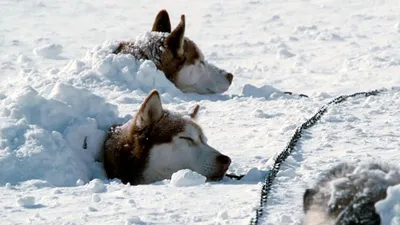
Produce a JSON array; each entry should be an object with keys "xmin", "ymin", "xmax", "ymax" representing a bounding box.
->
[
  {"xmin": 103, "ymin": 90, "xmax": 231, "ymax": 185},
  {"xmin": 113, "ymin": 10, "xmax": 233, "ymax": 94},
  {"xmin": 302, "ymin": 162, "xmax": 400, "ymax": 225}
]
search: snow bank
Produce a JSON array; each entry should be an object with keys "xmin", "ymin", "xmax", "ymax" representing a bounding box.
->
[
  {"xmin": 59, "ymin": 41, "xmax": 181, "ymax": 96},
  {"xmin": 0, "ymin": 39, "xmax": 188, "ymax": 187},
  {"xmin": 0, "ymin": 82, "xmax": 119, "ymax": 186}
]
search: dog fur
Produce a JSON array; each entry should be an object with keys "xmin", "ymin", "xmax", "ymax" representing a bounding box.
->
[
  {"xmin": 303, "ymin": 162, "xmax": 400, "ymax": 225},
  {"xmin": 113, "ymin": 10, "xmax": 233, "ymax": 94},
  {"xmin": 103, "ymin": 90, "xmax": 231, "ymax": 185}
]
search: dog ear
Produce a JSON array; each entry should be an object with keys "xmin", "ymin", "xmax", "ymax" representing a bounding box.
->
[
  {"xmin": 152, "ymin": 9, "xmax": 171, "ymax": 33},
  {"xmin": 165, "ymin": 15, "xmax": 185, "ymax": 57},
  {"xmin": 189, "ymin": 104, "xmax": 200, "ymax": 120},
  {"xmin": 135, "ymin": 90, "xmax": 164, "ymax": 128}
]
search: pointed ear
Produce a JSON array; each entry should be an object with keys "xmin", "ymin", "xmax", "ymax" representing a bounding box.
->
[
  {"xmin": 165, "ymin": 15, "xmax": 185, "ymax": 57},
  {"xmin": 135, "ymin": 90, "xmax": 164, "ymax": 128},
  {"xmin": 152, "ymin": 9, "xmax": 171, "ymax": 33},
  {"xmin": 189, "ymin": 104, "xmax": 200, "ymax": 120}
]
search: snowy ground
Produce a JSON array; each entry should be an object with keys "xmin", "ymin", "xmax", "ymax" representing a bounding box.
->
[{"xmin": 1, "ymin": 0, "xmax": 400, "ymax": 224}]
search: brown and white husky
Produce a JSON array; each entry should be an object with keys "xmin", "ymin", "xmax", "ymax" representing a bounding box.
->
[
  {"xmin": 103, "ymin": 90, "xmax": 231, "ymax": 185},
  {"xmin": 113, "ymin": 10, "xmax": 234, "ymax": 94},
  {"xmin": 303, "ymin": 162, "xmax": 400, "ymax": 225}
]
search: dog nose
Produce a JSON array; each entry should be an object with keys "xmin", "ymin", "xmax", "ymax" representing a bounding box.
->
[
  {"xmin": 217, "ymin": 154, "xmax": 231, "ymax": 166},
  {"xmin": 226, "ymin": 73, "xmax": 233, "ymax": 84}
]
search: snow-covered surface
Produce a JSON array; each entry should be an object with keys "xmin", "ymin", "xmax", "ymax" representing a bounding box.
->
[
  {"xmin": 171, "ymin": 170, "xmax": 207, "ymax": 187},
  {"xmin": 0, "ymin": 0, "xmax": 399, "ymax": 224},
  {"xmin": 376, "ymin": 184, "xmax": 400, "ymax": 225}
]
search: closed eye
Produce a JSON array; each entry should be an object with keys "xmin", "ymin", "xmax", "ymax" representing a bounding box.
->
[{"xmin": 179, "ymin": 137, "xmax": 195, "ymax": 144}]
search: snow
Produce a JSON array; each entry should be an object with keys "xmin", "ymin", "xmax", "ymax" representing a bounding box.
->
[
  {"xmin": 87, "ymin": 179, "xmax": 107, "ymax": 193},
  {"xmin": 171, "ymin": 169, "xmax": 207, "ymax": 187},
  {"xmin": 92, "ymin": 193, "xmax": 101, "ymax": 203},
  {"xmin": 16, "ymin": 196, "xmax": 36, "ymax": 208},
  {"xmin": 0, "ymin": 82, "xmax": 117, "ymax": 186},
  {"xmin": 241, "ymin": 168, "xmax": 265, "ymax": 182},
  {"xmin": 33, "ymin": 44, "xmax": 63, "ymax": 59},
  {"xmin": 376, "ymin": 184, "xmax": 400, "ymax": 225},
  {"xmin": 0, "ymin": 0, "xmax": 400, "ymax": 224}
]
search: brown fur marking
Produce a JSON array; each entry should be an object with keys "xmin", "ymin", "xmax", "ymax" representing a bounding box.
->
[
  {"xmin": 103, "ymin": 110, "xmax": 187, "ymax": 185},
  {"xmin": 165, "ymin": 15, "xmax": 185, "ymax": 57},
  {"xmin": 159, "ymin": 38, "xmax": 201, "ymax": 83},
  {"xmin": 103, "ymin": 91, "xmax": 188, "ymax": 185}
]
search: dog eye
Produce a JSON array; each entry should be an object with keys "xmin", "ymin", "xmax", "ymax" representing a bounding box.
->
[{"xmin": 180, "ymin": 137, "xmax": 195, "ymax": 144}]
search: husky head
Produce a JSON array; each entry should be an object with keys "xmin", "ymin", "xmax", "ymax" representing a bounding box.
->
[
  {"xmin": 302, "ymin": 162, "xmax": 400, "ymax": 225},
  {"xmin": 132, "ymin": 90, "xmax": 231, "ymax": 183},
  {"xmin": 115, "ymin": 10, "xmax": 234, "ymax": 94}
]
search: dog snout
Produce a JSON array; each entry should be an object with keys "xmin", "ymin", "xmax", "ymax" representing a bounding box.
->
[
  {"xmin": 216, "ymin": 154, "xmax": 231, "ymax": 171},
  {"xmin": 226, "ymin": 73, "xmax": 233, "ymax": 84}
]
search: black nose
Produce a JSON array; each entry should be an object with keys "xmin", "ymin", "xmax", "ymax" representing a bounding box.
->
[
  {"xmin": 217, "ymin": 154, "xmax": 231, "ymax": 165},
  {"xmin": 226, "ymin": 73, "xmax": 233, "ymax": 84}
]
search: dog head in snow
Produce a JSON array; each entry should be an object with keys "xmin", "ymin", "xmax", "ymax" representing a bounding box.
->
[
  {"xmin": 103, "ymin": 90, "xmax": 231, "ymax": 185},
  {"xmin": 302, "ymin": 162, "xmax": 400, "ymax": 225},
  {"xmin": 113, "ymin": 10, "xmax": 233, "ymax": 94}
]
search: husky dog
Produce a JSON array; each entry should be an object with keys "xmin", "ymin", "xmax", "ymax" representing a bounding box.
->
[
  {"xmin": 103, "ymin": 90, "xmax": 231, "ymax": 185},
  {"xmin": 113, "ymin": 10, "xmax": 234, "ymax": 94},
  {"xmin": 303, "ymin": 162, "xmax": 400, "ymax": 225}
]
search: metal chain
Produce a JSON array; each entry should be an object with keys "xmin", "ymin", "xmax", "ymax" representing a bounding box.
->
[{"xmin": 249, "ymin": 88, "xmax": 383, "ymax": 225}]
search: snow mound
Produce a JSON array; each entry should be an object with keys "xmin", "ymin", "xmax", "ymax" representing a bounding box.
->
[
  {"xmin": 241, "ymin": 167, "xmax": 264, "ymax": 182},
  {"xmin": 87, "ymin": 179, "xmax": 107, "ymax": 193},
  {"xmin": 171, "ymin": 169, "xmax": 207, "ymax": 187},
  {"xmin": 276, "ymin": 48, "xmax": 295, "ymax": 59},
  {"xmin": 216, "ymin": 210, "xmax": 229, "ymax": 221},
  {"xmin": 0, "ymin": 82, "xmax": 119, "ymax": 186},
  {"xmin": 33, "ymin": 44, "xmax": 63, "ymax": 58},
  {"xmin": 375, "ymin": 184, "xmax": 400, "ymax": 225},
  {"xmin": 125, "ymin": 216, "xmax": 143, "ymax": 225},
  {"xmin": 0, "ymin": 39, "xmax": 189, "ymax": 187},
  {"xmin": 58, "ymin": 41, "xmax": 181, "ymax": 96},
  {"xmin": 16, "ymin": 196, "xmax": 36, "ymax": 208},
  {"xmin": 242, "ymin": 84, "xmax": 288, "ymax": 99}
]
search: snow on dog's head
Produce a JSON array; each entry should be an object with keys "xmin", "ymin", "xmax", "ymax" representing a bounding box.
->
[
  {"xmin": 302, "ymin": 162, "xmax": 400, "ymax": 225},
  {"xmin": 61, "ymin": 41, "xmax": 180, "ymax": 96},
  {"xmin": 0, "ymin": 82, "xmax": 119, "ymax": 186}
]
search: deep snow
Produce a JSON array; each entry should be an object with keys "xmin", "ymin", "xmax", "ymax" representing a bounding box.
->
[{"xmin": 1, "ymin": 0, "xmax": 400, "ymax": 224}]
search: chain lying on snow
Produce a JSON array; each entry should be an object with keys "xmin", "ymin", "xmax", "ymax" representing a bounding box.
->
[{"xmin": 238, "ymin": 88, "xmax": 383, "ymax": 225}]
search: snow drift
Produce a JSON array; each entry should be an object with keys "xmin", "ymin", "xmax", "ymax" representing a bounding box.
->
[{"xmin": 0, "ymin": 41, "xmax": 182, "ymax": 187}]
